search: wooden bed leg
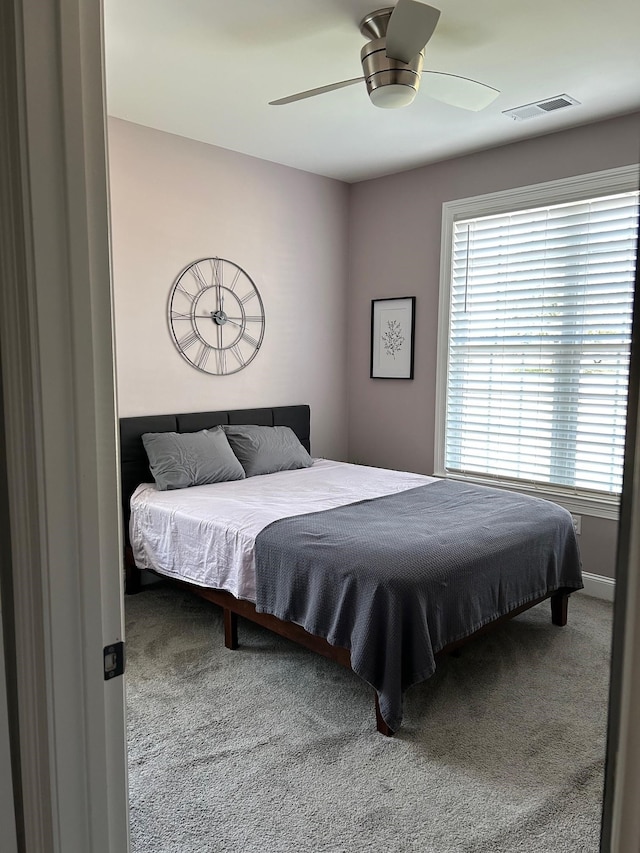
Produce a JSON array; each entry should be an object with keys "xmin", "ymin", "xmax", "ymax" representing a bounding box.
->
[
  {"xmin": 374, "ymin": 693, "xmax": 394, "ymax": 737},
  {"xmin": 224, "ymin": 608, "xmax": 238, "ymax": 650},
  {"xmin": 551, "ymin": 591, "xmax": 569, "ymax": 627}
]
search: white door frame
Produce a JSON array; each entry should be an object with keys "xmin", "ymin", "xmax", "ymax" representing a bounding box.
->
[
  {"xmin": 609, "ymin": 395, "xmax": 640, "ymax": 848},
  {"xmin": 0, "ymin": 0, "xmax": 128, "ymax": 850},
  {"xmin": 602, "ymin": 257, "xmax": 640, "ymax": 851}
]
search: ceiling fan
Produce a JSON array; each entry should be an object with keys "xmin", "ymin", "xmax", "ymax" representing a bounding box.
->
[{"xmin": 269, "ymin": 0, "xmax": 499, "ymax": 111}]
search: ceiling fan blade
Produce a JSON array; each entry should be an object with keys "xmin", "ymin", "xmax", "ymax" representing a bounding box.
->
[
  {"xmin": 422, "ymin": 71, "xmax": 500, "ymax": 111},
  {"xmin": 269, "ymin": 77, "xmax": 364, "ymax": 106},
  {"xmin": 385, "ymin": 0, "xmax": 441, "ymax": 63}
]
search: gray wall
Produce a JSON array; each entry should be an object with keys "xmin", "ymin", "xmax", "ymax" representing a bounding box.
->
[
  {"xmin": 108, "ymin": 118, "xmax": 350, "ymax": 462},
  {"xmin": 347, "ymin": 111, "xmax": 640, "ymax": 579}
]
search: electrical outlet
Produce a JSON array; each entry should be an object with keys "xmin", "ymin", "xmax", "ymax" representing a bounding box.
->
[{"xmin": 570, "ymin": 513, "xmax": 582, "ymax": 535}]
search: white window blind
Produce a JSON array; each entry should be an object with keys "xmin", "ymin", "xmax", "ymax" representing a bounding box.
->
[{"xmin": 445, "ymin": 189, "xmax": 639, "ymax": 499}]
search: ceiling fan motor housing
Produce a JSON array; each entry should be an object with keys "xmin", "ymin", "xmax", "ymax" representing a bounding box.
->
[{"xmin": 360, "ymin": 38, "xmax": 424, "ymax": 108}]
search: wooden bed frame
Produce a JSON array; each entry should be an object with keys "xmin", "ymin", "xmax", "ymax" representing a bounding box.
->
[{"xmin": 120, "ymin": 404, "xmax": 574, "ymax": 736}]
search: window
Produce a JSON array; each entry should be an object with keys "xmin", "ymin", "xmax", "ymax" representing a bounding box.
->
[{"xmin": 436, "ymin": 166, "xmax": 639, "ymax": 518}]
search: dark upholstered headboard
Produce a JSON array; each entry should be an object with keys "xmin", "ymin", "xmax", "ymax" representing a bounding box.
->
[{"xmin": 119, "ymin": 404, "xmax": 311, "ymax": 543}]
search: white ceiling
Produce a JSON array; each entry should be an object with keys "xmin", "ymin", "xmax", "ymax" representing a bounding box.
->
[{"xmin": 104, "ymin": 0, "xmax": 640, "ymax": 183}]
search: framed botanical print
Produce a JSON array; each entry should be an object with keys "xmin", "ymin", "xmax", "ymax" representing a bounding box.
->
[{"xmin": 370, "ymin": 296, "xmax": 416, "ymax": 379}]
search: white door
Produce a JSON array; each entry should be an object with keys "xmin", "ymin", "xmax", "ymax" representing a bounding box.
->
[{"xmin": 1, "ymin": 0, "xmax": 129, "ymax": 849}]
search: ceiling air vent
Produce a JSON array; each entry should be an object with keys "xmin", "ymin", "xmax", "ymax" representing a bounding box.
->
[{"xmin": 503, "ymin": 94, "xmax": 580, "ymax": 121}]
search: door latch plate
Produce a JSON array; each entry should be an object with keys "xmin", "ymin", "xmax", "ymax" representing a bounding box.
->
[{"xmin": 104, "ymin": 641, "xmax": 125, "ymax": 680}]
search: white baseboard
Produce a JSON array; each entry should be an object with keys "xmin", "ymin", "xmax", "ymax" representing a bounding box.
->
[{"xmin": 579, "ymin": 571, "xmax": 616, "ymax": 602}]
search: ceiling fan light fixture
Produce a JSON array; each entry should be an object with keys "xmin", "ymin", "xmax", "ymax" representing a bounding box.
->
[
  {"xmin": 369, "ymin": 83, "xmax": 417, "ymax": 108},
  {"xmin": 361, "ymin": 39, "xmax": 423, "ymax": 109}
]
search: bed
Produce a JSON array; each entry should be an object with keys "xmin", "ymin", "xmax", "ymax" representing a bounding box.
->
[{"xmin": 120, "ymin": 404, "xmax": 583, "ymax": 735}]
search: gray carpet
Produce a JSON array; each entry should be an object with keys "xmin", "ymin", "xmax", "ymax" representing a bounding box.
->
[{"xmin": 126, "ymin": 585, "xmax": 612, "ymax": 852}]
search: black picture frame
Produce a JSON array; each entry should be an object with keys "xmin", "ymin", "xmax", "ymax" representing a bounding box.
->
[{"xmin": 370, "ymin": 296, "xmax": 416, "ymax": 379}]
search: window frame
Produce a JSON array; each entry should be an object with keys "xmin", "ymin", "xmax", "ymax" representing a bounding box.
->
[{"xmin": 435, "ymin": 164, "xmax": 640, "ymax": 521}]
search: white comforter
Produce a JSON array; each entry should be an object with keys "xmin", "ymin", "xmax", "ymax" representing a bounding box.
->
[{"xmin": 130, "ymin": 458, "xmax": 437, "ymax": 600}]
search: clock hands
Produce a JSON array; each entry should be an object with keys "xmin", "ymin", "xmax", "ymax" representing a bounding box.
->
[
  {"xmin": 191, "ymin": 313, "xmax": 229, "ymax": 323},
  {"xmin": 191, "ymin": 313, "xmax": 259, "ymax": 327},
  {"xmin": 212, "ymin": 258, "xmax": 224, "ymax": 314}
]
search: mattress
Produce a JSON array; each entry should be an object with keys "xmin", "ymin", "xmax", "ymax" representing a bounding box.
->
[{"xmin": 129, "ymin": 458, "xmax": 438, "ymax": 600}]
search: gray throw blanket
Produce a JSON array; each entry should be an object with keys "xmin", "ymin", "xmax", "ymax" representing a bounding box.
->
[{"xmin": 254, "ymin": 479, "xmax": 583, "ymax": 731}]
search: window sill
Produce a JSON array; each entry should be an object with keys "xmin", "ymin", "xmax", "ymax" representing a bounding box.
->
[{"xmin": 436, "ymin": 471, "xmax": 620, "ymax": 521}]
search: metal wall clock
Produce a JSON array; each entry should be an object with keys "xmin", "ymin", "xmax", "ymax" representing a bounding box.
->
[{"xmin": 168, "ymin": 257, "xmax": 265, "ymax": 375}]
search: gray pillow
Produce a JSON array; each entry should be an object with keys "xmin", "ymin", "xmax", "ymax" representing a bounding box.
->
[
  {"xmin": 222, "ymin": 424, "xmax": 313, "ymax": 477},
  {"xmin": 141, "ymin": 427, "xmax": 245, "ymax": 490}
]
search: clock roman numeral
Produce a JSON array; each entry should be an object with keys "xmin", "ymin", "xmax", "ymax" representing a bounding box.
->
[
  {"xmin": 194, "ymin": 344, "xmax": 211, "ymax": 370},
  {"xmin": 170, "ymin": 310, "xmax": 191, "ymax": 320},
  {"xmin": 228, "ymin": 268, "xmax": 241, "ymax": 292},
  {"xmin": 215, "ymin": 349, "xmax": 227, "ymax": 374},
  {"xmin": 243, "ymin": 315, "xmax": 264, "ymax": 324},
  {"xmin": 230, "ymin": 345, "xmax": 245, "ymax": 367},
  {"xmin": 175, "ymin": 281, "xmax": 196, "ymax": 301},
  {"xmin": 189, "ymin": 265, "xmax": 209, "ymax": 292},
  {"xmin": 178, "ymin": 329, "xmax": 199, "ymax": 350},
  {"xmin": 212, "ymin": 258, "xmax": 222, "ymax": 287},
  {"xmin": 240, "ymin": 330, "xmax": 259, "ymax": 348},
  {"xmin": 239, "ymin": 291, "xmax": 256, "ymax": 304}
]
